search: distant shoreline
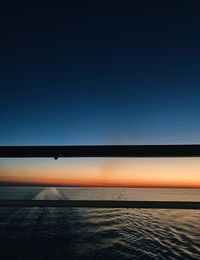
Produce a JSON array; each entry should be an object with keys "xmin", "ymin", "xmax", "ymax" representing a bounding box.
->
[{"xmin": 0, "ymin": 184, "xmax": 200, "ymax": 189}]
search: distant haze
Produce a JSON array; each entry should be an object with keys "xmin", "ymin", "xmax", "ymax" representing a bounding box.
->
[{"xmin": 1, "ymin": 158, "xmax": 200, "ymax": 188}]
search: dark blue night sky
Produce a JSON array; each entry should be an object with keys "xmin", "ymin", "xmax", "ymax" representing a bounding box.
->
[{"xmin": 1, "ymin": 1, "xmax": 200, "ymax": 145}]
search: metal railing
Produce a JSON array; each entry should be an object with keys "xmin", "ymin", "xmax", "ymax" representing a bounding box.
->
[{"xmin": 0, "ymin": 145, "xmax": 200, "ymax": 209}]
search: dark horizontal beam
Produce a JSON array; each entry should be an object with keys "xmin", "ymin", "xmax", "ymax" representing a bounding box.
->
[
  {"xmin": 0, "ymin": 200, "xmax": 200, "ymax": 209},
  {"xmin": 1, "ymin": 145, "xmax": 200, "ymax": 158}
]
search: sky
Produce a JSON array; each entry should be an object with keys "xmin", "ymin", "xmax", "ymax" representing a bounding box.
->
[
  {"xmin": 1, "ymin": 1, "xmax": 200, "ymax": 187},
  {"xmin": 1, "ymin": 158, "xmax": 200, "ymax": 188}
]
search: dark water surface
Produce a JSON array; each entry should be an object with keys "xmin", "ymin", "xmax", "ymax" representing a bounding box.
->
[{"xmin": 0, "ymin": 187, "xmax": 200, "ymax": 260}]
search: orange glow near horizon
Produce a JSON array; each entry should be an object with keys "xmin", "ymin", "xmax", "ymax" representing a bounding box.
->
[{"xmin": 1, "ymin": 158, "xmax": 200, "ymax": 188}]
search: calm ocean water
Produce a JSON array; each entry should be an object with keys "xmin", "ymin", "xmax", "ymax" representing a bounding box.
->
[{"xmin": 0, "ymin": 187, "xmax": 200, "ymax": 259}]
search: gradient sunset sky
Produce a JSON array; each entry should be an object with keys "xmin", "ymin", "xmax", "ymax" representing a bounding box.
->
[
  {"xmin": 1, "ymin": 1, "xmax": 200, "ymax": 187},
  {"xmin": 1, "ymin": 158, "xmax": 200, "ymax": 188}
]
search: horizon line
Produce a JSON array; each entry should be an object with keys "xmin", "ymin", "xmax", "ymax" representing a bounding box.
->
[{"xmin": 1, "ymin": 182, "xmax": 200, "ymax": 189}]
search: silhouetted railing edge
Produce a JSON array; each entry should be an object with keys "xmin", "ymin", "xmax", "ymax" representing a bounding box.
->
[
  {"xmin": 0, "ymin": 200, "xmax": 199, "ymax": 209},
  {"xmin": 1, "ymin": 145, "xmax": 200, "ymax": 158}
]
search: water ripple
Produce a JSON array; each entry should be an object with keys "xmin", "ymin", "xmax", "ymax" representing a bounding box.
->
[{"xmin": 0, "ymin": 188, "xmax": 200, "ymax": 259}]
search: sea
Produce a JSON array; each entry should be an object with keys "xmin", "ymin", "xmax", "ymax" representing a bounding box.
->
[{"xmin": 0, "ymin": 187, "xmax": 200, "ymax": 260}]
